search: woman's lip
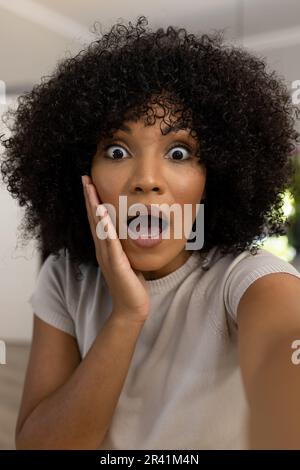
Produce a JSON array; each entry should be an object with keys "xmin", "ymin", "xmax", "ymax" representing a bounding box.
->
[
  {"xmin": 128, "ymin": 231, "xmax": 164, "ymax": 248},
  {"xmin": 127, "ymin": 215, "xmax": 167, "ymax": 232},
  {"xmin": 126, "ymin": 203, "xmax": 169, "ymax": 226},
  {"xmin": 127, "ymin": 224, "xmax": 166, "ymax": 248},
  {"xmin": 126, "ymin": 214, "xmax": 169, "ymax": 237}
]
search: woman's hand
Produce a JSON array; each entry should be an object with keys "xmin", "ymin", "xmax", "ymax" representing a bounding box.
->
[{"xmin": 81, "ymin": 175, "xmax": 150, "ymax": 323}]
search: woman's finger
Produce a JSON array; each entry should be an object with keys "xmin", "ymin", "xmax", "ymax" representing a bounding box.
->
[
  {"xmin": 82, "ymin": 180, "xmax": 98, "ymax": 244},
  {"xmin": 82, "ymin": 176, "xmax": 126, "ymax": 266},
  {"xmin": 81, "ymin": 176, "xmax": 106, "ymax": 267}
]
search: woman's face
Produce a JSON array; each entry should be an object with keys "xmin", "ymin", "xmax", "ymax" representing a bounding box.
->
[{"xmin": 91, "ymin": 113, "xmax": 206, "ymax": 280}]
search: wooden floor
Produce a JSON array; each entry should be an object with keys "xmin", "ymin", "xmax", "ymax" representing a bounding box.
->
[{"xmin": 0, "ymin": 343, "xmax": 30, "ymax": 449}]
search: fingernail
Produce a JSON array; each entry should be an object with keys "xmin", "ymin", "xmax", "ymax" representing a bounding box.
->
[
  {"xmin": 96, "ymin": 204, "xmax": 108, "ymax": 217},
  {"xmin": 82, "ymin": 175, "xmax": 90, "ymax": 187}
]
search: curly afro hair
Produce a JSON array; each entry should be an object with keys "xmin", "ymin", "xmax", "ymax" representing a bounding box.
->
[{"xmin": 1, "ymin": 15, "xmax": 299, "ymax": 278}]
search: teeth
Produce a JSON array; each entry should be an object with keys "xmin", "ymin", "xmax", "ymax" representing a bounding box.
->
[{"xmin": 128, "ymin": 215, "xmax": 162, "ymax": 238}]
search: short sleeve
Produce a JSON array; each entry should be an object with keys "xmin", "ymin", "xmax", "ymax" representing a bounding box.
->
[
  {"xmin": 224, "ymin": 249, "xmax": 300, "ymax": 324},
  {"xmin": 28, "ymin": 250, "xmax": 76, "ymax": 337}
]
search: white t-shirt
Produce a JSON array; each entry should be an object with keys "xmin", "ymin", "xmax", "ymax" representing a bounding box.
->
[{"xmin": 28, "ymin": 246, "xmax": 300, "ymax": 449}]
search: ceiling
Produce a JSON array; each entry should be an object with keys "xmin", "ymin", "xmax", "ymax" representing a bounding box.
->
[{"xmin": 0, "ymin": 0, "xmax": 300, "ymax": 113}]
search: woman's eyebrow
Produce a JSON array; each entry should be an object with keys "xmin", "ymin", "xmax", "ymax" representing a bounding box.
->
[
  {"xmin": 119, "ymin": 123, "xmax": 191, "ymax": 135},
  {"xmin": 119, "ymin": 124, "xmax": 132, "ymax": 133}
]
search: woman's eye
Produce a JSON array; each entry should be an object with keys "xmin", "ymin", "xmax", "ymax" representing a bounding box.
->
[
  {"xmin": 103, "ymin": 143, "xmax": 192, "ymax": 161},
  {"xmin": 167, "ymin": 145, "xmax": 191, "ymax": 161},
  {"xmin": 104, "ymin": 145, "xmax": 129, "ymax": 160}
]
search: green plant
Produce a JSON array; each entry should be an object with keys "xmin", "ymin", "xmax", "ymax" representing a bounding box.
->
[{"xmin": 287, "ymin": 151, "xmax": 300, "ymax": 252}]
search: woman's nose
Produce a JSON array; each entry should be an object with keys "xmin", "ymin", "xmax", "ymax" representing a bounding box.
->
[
  {"xmin": 129, "ymin": 157, "xmax": 165, "ymax": 194},
  {"xmin": 131, "ymin": 176, "xmax": 162, "ymax": 194},
  {"xmin": 133, "ymin": 181, "xmax": 161, "ymax": 193}
]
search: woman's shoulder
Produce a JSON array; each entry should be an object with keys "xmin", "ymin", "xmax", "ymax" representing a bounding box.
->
[
  {"xmin": 222, "ymin": 246, "xmax": 300, "ymax": 281},
  {"xmin": 221, "ymin": 246, "xmax": 300, "ymax": 324},
  {"xmin": 28, "ymin": 248, "xmax": 78, "ymax": 336},
  {"xmin": 29, "ymin": 248, "xmax": 100, "ymax": 336},
  {"xmin": 41, "ymin": 248, "xmax": 98, "ymax": 281}
]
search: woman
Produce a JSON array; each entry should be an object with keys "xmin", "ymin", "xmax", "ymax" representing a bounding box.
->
[{"xmin": 1, "ymin": 15, "xmax": 300, "ymax": 449}]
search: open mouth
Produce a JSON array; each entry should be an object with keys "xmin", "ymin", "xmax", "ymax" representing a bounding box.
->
[{"xmin": 127, "ymin": 214, "xmax": 168, "ymax": 235}]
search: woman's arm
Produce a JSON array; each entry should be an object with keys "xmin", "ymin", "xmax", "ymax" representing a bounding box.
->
[
  {"xmin": 16, "ymin": 312, "xmax": 145, "ymax": 449},
  {"xmin": 237, "ymin": 272, "xmax": 300, "ymax": 449}
]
